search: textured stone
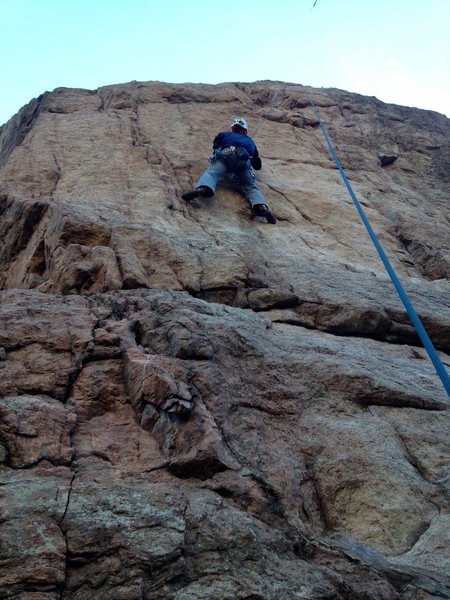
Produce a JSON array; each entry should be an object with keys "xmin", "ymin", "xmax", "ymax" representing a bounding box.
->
[
  {"xmin": 0, "ymin": 464, "xmax": 72, "ymax": 597},
  {"xmin": 0, "ymin": 395, "xmax": 75, "ymax": 467},
  {"xmin": 0, "ymin": 81, "xmax": 449, "ymax": 599}
]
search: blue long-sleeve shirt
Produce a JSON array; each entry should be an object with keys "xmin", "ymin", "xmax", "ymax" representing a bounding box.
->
[{"xmin": 213, "ymin": 131, "xmax": 262, "ymax": 170}]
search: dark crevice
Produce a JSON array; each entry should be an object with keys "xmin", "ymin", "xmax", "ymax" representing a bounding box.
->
[
  {"xmin": 272, "ymin": 309, "xmax": 449, "ymax": 353},
  {"xmin": 0, "ymin": 94, "xmax": 48, "ymax": 165},
  {"xmin": 60, "ymin": 316, "xmax": 105, "ymax": 401},
  {"xmin": 61, "ymin": 364, "xmax": 84, "ymax": 403},
  {"xmin": 138, "ymin": 283, "xmax": 448, "ymax": 353},
  {"xmin": 379, "ymin": 154, "xmax": 398, "ymax": 167},
  {"xmin": 58, "ymin": 472, "xmax": 75, "ymax": 527},
  {"xmin": 16, "ymin": 202, "xmax": 49, "ymax": 254},
  {"xmin": 2, "ymin": 386, "xmax": 70, "ymax": 402},
  {"xmin": 394, "ymin": 229, "xmax": 449, "ymax": 281},
  {"xmin": 27, "ymin": 239, "xmax": 46, "ymax": 276},
  {"xmin": 168, "ymin": 455, "xmax": 230, "ymax": 480},
  {"xmin": 188, "ymin": 285, "xmax": 241, "ymax": 307},
  {"xmin": 57, "ymin": 400, "xmax": 78, "ymax": 600},
  {"xmin": 49, "ymin": 153, "xmax": 62, "ymax": 198}
]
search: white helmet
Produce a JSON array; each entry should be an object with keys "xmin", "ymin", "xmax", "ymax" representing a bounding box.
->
[{"xmin": 231, "ymin": 117, "xmax": 248, "ymax": 130}]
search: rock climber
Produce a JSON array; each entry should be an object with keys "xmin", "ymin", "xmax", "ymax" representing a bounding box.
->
[{"xmin": 182, "ymin": 117, "xmax": 276, "ymax": 224}]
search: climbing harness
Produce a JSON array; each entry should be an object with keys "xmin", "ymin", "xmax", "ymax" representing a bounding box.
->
[
  {"xmin": 303, "ymin": 89, "xmax": 450, "ymax": 397},
  {"xmin": 214, "ymin": 146, "xmax": 250, "ymax": 171}
]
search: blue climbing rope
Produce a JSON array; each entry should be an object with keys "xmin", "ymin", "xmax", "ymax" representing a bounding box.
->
[
  {"xmin": 248, "ymin": 82, "xmax": 449, "ymax": 397},
  {"xmin": 305, "ymin": 90, "xmax": 450, "ymax": 398}
]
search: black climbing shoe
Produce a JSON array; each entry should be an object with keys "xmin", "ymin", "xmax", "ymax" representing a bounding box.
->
[
  {"xmin": 252, "ymin": 204, "xmax": 277, "ymax": 224},
  {"xmin": 181, "ymin": 186, "xmax": 210, "ymax": 202}
]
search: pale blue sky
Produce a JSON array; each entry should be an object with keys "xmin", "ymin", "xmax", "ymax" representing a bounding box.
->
[{"xmin": 1, "ymin": 0, "xmax": 449, "ymax": 126}]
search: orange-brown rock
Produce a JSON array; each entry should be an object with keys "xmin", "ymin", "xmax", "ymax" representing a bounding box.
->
[{"xmin": 0, "ymin": 81, "xmax": 449, "ymax": 599}]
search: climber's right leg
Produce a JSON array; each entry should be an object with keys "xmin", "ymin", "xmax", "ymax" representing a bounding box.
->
[{"xmin": 182, "ymin": 160, "xmax": 227, "ymax": 201}]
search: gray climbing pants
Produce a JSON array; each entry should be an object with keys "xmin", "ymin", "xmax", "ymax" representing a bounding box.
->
[{"xmin": 196, "ymin": 159, "xmax": 266, "ymax": 207}]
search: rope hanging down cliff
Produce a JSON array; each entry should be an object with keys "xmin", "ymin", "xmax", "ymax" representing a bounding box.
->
[
  {"xmin": 301, "ymin": 88, "xmax": 449, "ymax": 397},
  {"xmin": 251, "ymin": 81, "xmax": 450, "ymax": 397}
]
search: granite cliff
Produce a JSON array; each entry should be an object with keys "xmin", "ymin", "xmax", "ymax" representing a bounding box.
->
[{"xmin": 0, "ymin": 80, "xmax": 449, "ymax": 600}]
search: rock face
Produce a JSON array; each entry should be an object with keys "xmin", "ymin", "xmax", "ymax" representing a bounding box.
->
[{"xmin": 0, "ymin": 81, "xmax": 449, "ymax": 599}]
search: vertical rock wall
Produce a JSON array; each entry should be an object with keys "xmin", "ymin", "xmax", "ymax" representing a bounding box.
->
[{"xmin": 0, "ymin": 81, "xmax": 449, "ymax": 599}]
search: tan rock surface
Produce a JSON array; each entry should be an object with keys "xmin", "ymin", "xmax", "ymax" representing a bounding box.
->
[{"xmin": 0, "ymin": 81, "xmax": 449, "ymax": 599}]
